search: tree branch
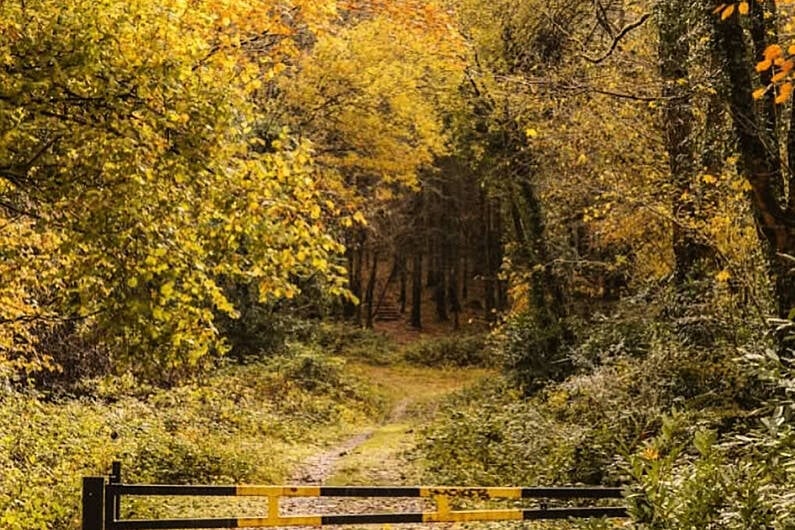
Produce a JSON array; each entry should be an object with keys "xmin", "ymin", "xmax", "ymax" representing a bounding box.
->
[{"xmin": 581, "ymin": 12, "xmax": 652, "ymax": 64}]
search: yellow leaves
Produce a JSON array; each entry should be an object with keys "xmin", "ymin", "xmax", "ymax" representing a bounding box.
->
[
  {"xmin": 642, "ymin": 446, "xmax": 660, "ymax": 461},
  {"xmin": 716, "ymin": 269, "xmax": 732, "ymax": 282},
  {"xmin": 309, "ymin": 204, "xmax": 322, "ymax": 220},
  {"xmin": 738, "ymin": 1, "xmax": 750, "ymax": 14},
  {"xmin": 702, "ymin": 174, "xmax": 718, "ymax": 184},
  {"xmin": 282, "ymin": 8, "xmax": 463, "ymax": 195},
  {"xmin": 0, "ymin": 0, "xmax": 354, "ymax": 372},
  {"xmin": 160, "ymin": 281, "xmax": 175, "ymax": 298}
]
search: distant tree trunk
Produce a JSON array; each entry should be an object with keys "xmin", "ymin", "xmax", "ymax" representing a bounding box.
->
[
  {"xmin": 450, "ymin": 245, "xmax": 461, "ymax": 330},
  {"xmin": 461, "ymin": 255, "xmax": 469, "ymax": 302},
  {"xmin": 397, "ymin": 254, "xmax": 407, "ymax": 313},
  {"xmin": 435, "ymin": 259, "xmax": 448, "ymax": 322},
  {"xmin": 494, "ymin": 207, "xmax": 508, "ymax": 311},
  {"xmin": 343, "ymin": 230, "xmax": 364, "ymax": 322},
  {"xmin": 411, "ymin": 252, "xmax": 422, "ymax": 329},
  {"xmin": 483, "ymin": 192, "xmax": 496, "ymax": 321},
  {"xmin": 364, "ymin": 250, "xmax": 378, "ymax": 328},
  {"xmin": 426, "ymin": 239, "xmax": 437, "ymax": 288}
]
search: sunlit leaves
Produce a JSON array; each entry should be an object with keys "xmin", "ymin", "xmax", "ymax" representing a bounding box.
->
[
  {"xmin": 0, "ymin": 0, "xmax": 349, "ymax": 375},
  {"xmin": 280, "ymin": 9, "xmax": 464, "ymax": 195},
  {"xmin": 714, "ymin": 3, "xmax": 736, "ymax": 19}
]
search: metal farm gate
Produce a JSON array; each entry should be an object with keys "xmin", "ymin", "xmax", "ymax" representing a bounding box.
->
[{"xmin": 83, "ymin": 462, "xmax": 627, "ymax": 529}]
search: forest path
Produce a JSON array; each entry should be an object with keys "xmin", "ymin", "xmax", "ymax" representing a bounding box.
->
[{"xmin": 277, "ymin": 363, "xmax": 492, "ymax": 529}]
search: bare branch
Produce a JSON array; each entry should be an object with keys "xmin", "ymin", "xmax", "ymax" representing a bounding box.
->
[{"xmin": 582, "ymin": 12, "xmax": 652, "ymax": 64}]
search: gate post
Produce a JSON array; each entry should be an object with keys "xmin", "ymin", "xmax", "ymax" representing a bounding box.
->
[
  {"xmin": 110, "ymin": 461, "xmax": 122, "ymax": 521},
  {"xmin": 82, "ymin": 477, "xmax": 105, "ymax": 530},
  {"xmin": 105, "ymin": 461, "xmax": 121, "ymax": 528}
]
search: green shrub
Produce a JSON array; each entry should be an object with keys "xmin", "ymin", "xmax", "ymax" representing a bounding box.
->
[
  {"xmin": 0, "ymin": 352, "xmax": 379, "ymax": 530},
  {"xmin": 623, "ymin": 347, "xmax": 795, "ymax": 529},
  {"xmin": 127, "ymin": 431, "xmax": 259, "ymax": 484},
  {"xmin": 420, "ymin": 379, "xmax": 588, "ymax": 486},
  {"xmin": 275, "ymin": 346, "xmax": 346, "ymax": 391},
  {"xmin": 402, "ymin": 334, "xmax": 489, "ymax": 367},
  {"xmin": 492, "ymin": 311, "xmax": 572, "ymax": 394},
  {"xmin": 313, "ymin": 322, "xmax": 397, "ymax": 365}
]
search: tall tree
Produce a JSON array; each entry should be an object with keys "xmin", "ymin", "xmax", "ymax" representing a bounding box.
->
[{"xmin": 712, "ymin": 0, "xmax": 795, "ymax": 318}]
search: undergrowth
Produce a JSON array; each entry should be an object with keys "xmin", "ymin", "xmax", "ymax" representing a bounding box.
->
[
  {"xmin": 418, "ymin": 284, "xmax": 795, "ymax": 528},
  {"xmin": 0, "ymin": 343, "xmax": 380, "ymax": 530},
  {"xmin": 401, "ymin": 334, "xmax": 491, "ymax": 367}
]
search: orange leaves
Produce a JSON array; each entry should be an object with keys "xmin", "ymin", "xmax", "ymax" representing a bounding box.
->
[
  {"xmin": 713, "ymin": 2, "xmax": 749, "ymax": 19},
  {"xmin": 753, "ymin": 43, "xmax": 795, "ymax": 103},
  {"xmin": 720, "ymin": 4, "xmax": 735, "ymax": 19},
  {"xmin": 753, "ymin": 87, "xmax": 768, "ymax": 99},
  {"xmin": 716, "ymin": 6, "xmax": 795, "ymax": 105},
  {"xmin": 765, "ymin": 44, "xmax": 784, "ymax": 62},
  {"xmin": 776, "ymin": 81, "xmax": 794, "ymax": 102}
]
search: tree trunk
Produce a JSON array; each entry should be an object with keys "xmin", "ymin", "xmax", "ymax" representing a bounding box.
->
[
  {"xmin": 483, "ymin": 192, "xmax": 496, "ymax": 321},
  {"xmin": 435, "ymin": 258, "xmax": 448, "ymax": 322},
  {"xmin": 397, "ymin": 254, "xmax": 407, "ymax": 313},
  {"xmin": 712, "ymin": 7, "xmax": 795, "ymax": 317},
  {"xmin": 364, "ymin": 250, "xmax": 378, "ymax": 328},
  {"xmin": 658, "ymin": 0, "xmax": 710, "ymax": 283},
  {"xmin": 411, "ymin": 252, "xmax": 422, "ymax": 329},
  {"xmin": 343, "ymin": 231, "xmax": 363, "ymax": 321},
  {"xmin": 450, "ymin": 250, "xmax": 461, "ymax": 330},
  {"xmin": 461, "ymin": 255, "xmax": 469, "ymax": 302}
]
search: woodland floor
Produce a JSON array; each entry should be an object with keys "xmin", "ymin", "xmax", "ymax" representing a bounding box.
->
[
  {"xmin": 123, "ymin": 363, "xmax": 492, "ymax": 529},
  {"xmin": 277, "ymin": 363, "xmax": 491, "ymax": 530}
]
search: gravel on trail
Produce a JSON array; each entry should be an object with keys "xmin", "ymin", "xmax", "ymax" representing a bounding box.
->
[{"xmin": 274, "ymin": 400, "xmax": 441, "ymax": 530}]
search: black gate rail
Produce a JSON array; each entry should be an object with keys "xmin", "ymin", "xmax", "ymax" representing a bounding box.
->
[{"xmin": 83, "ymin": 462, "xmax": 627, "ymax": 529}]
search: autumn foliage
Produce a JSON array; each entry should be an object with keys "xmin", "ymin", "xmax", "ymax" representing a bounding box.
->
[{"xmin": 0, "ymin": 0, "xmax": 460, "ymax": 377}]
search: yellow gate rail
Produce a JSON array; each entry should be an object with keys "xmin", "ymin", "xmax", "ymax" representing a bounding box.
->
[{"xmin": 82, "ymin": 462, "xmax": 627, "ymax": 529}]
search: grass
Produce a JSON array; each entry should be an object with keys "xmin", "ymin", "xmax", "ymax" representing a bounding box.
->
[
  {"xmin": 0, "ymin": 323, "xmax": 496, "ymax": 529},
  {"xmin": 0, "ymin": 353, "xmax": 380, "ymax": 530},
  {"xmin": 327, "ymin": 363, "xmax": 495, "ymax": 486},
  {"xmin": 326, "ymin": 423, "xmax": 415, "ymax": 485},
  {"xmin": 348, "ymin": 363, "xmax": 494, "ymax": 422}
]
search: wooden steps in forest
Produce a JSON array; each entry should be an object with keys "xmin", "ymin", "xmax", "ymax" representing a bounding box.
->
[{"xmin": 374, "ymin": 300, "xmax": 403, "ymax": 322}]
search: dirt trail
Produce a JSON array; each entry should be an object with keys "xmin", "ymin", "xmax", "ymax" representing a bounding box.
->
[
  {"xmin": 275, "ymin": 365, "xmax": 490, "ymax": 529},
  {"xmin": 285, "ymin": 430, "xmax": 376, "ymax": 485}
]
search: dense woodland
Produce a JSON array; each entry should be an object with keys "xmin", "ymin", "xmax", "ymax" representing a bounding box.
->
[{"xmin": 3, "ymin": 0, "xmax": 795, "ymax": 528}]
